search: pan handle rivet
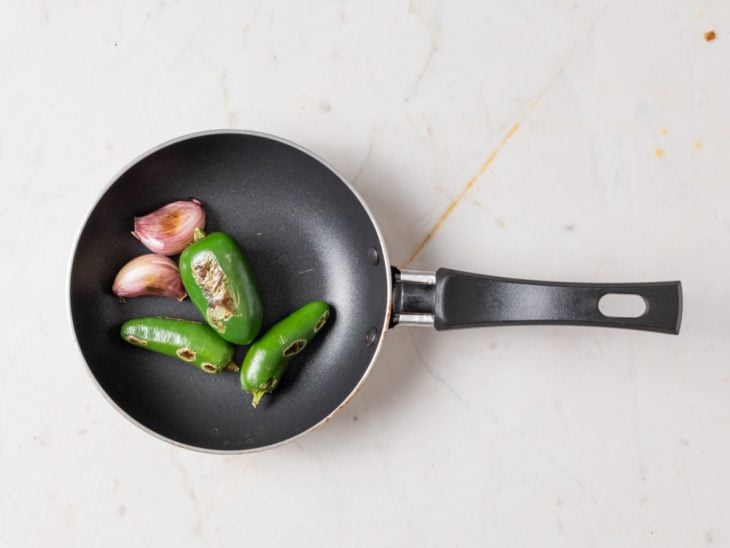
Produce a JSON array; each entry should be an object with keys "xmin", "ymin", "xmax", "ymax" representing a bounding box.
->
[
  {"xmin": 365, "ymin": 327, "xmax": 378, "ymax": 346},
  {"xmin": 368, "ymin": 246, "xmax": 379, "ymax": 266}
]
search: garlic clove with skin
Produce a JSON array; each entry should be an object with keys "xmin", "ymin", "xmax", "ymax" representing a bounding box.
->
[
  {"xmin": 132, "ymin": 199, "xmax": 206, "ymax": 255},
  {"xmin": 112, "ymin": 254, "xmax": 187, "ymax": 301}
]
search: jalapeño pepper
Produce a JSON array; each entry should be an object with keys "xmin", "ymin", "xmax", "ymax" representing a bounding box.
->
[
  {"xmin": 179, "ymin": 229, "xmax": 263, "ymax": 345},
  {"xmin": 121, "ymin": 317, "xmax": 235, "ymax": 373},
  {"xmin": 240, "ymin": 301, "xmax": 330, "ymax": 407}
]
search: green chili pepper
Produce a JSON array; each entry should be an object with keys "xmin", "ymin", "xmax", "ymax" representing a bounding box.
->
[
  {"xmin": 240, "ymin": 301, "xmax": 330, "ymax": 407},
  {"xmin": 179, "ymin": 229, "xmax": 263, "ymax": 345},
  {"xmin": 121, "ymin": 317, "xmax": 235, "ymax": 373}
]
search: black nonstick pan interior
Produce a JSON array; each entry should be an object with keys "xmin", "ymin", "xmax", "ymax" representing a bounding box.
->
[{"xmin": 70, "ymin": 132, "xmax": 391, "ymax": 451}]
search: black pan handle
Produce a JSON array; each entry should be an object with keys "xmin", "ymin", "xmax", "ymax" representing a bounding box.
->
[{"xmin": 393, "ymin": 268, "xmax": 682, "ymax": 334}]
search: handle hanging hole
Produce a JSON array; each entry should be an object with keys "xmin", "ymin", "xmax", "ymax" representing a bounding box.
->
[{"xmin": 598, "ymin": 293, "xmax": 647, "ymax": 318}]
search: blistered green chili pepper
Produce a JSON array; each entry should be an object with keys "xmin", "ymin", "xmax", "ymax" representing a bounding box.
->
[
  {"xmin": 240, "ymin": 301, "xmax": 330, "ymax": 407},
  {"xmin": 121, "ymin": 317, "xmax": 235, "ymax": 373},
  {"xmin": 179, "ymin": 229, "xmax": 263, "ymax": 345}
]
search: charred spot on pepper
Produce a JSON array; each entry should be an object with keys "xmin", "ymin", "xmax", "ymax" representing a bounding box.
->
[
  {"xmin": 191, "ymin": 253, "xmax": 237, "ymax": 330},
  {"xmin": 126, "ymin": 335, "xmax": 148, "ymax": 346},
  {"xmin": 283, "ymin": 339, "xmax": 307, "ymax": 357},
  {"xmin": 314, "ymin": 310, "xmax": 330, "ymax": 333},
  {"xmin": 201, "ymin": 363, "xmax": 217, "ymax": 373},
  {"xmin": 176, "ymin": 348, "xmax": 197, "ymax": 361},
  {"xmin": 258, "ymin": 378, "xmax": 278, "ymax": 391}
]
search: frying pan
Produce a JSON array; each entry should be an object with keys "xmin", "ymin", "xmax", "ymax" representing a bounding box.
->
[{"xmin": 69, "ymin": 131, "xmax": 682, "ymax": 453}]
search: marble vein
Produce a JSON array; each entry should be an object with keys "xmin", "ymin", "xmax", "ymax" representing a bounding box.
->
[
  {"xmin": 404, "ymin": 120, "xmax": 522, "ymax": 266},
  {"xmin": 403, "ymin": 12, "xmax": 439, "ymax": 103},
  {"xmin": 351, "ymin": 124, "xmax": 377, "ymax": 185},
  {"xmin": 169, "ymin": 449, "xmax": 210, "ymax": 547},
  {"xmin": 409, "ymin": 331, "xmax": 472, "ymax": 411},
  {"xmin": 201, "ymin": 457, "xmax": 258, "ymax": 521},
  {"xmin": 403, "ymin": 0, "xmax": 617, "ymax": 266}
]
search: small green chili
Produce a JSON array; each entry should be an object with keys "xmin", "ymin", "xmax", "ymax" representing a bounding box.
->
[
  {"xmin": 121, "ymin": 317, "xmax": 235, "ymax": 373},
  {"xmin": 179, "ymin": 229, "xmax": 263, "ymax": 345},
  {"xmin": 240, "ymin": 301, "xmax": 330, "ymax": 407}
]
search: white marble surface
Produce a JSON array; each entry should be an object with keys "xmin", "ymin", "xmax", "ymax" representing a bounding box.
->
[{"xmin": 2, "ymin": 1, "xmax": 729, "ymax": 546}]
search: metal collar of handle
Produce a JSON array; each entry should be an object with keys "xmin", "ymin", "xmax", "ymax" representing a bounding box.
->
[{"xmin": 391, "ymin": 268, "xmax": 436, "ymax": 327}]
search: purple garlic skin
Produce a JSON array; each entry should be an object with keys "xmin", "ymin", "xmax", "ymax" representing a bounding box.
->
[
  {"xmin": 132, "ymin": 199, "xmax": 206, "ymax": 255},
  {"xmin": 112, "ymin": 254, "xmax": 187, "ymax": 301}
]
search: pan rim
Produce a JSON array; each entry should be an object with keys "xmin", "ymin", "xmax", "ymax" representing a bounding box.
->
[{"xmin": 66, "ymin": 129, "xmax": 393, "ymax": 454}]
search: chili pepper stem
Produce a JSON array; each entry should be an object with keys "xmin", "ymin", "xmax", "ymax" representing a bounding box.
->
[
  {"xmin": 251, "ymin": 390, "xmax": 266, "ymax": 408},
  {"xmin": 225, "ymin": 361, "xmax": 240, "ymax": 372},
  {"xmin": 192, "ymin": 227, "xmax": 207, "ymax": 243}
]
